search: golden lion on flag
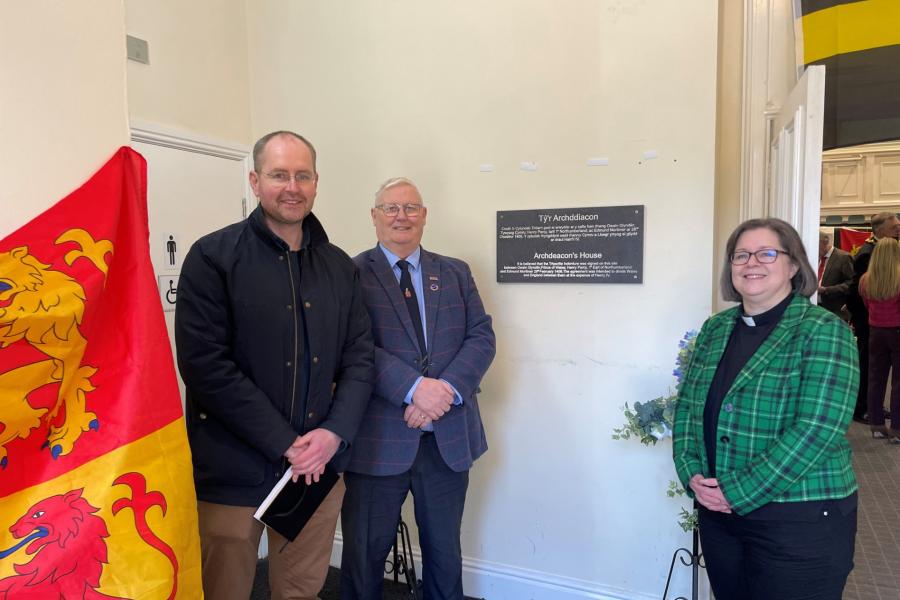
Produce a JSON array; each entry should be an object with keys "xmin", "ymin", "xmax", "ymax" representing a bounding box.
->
[{"xmin": 0, "ymin": 229, "xmax": 112, "ymax": 467}]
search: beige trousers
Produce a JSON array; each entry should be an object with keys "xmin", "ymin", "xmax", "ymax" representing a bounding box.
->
[{"xmin": 197, "ymin": 478, "xmax": 345, "ymax": 600}]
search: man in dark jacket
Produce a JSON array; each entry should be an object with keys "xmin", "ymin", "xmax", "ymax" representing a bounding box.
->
[
  {"xmin": 175, "ymin": 131, "xmax": 374, "ymax": 600},
  {"xmin": 846, "ymin": 211, "xmax": 900, "ymax": 422},
  {"xmin": 817, "ymin": 229, "xmax": 853, "ymax": 320}
]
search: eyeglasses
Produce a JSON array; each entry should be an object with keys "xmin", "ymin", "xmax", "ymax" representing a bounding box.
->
[
  {"xmin": 263, "ymin": 171, "xmax": 316, "ymax": 186},
  {"xmin": 374, "ymin": 203, "xmax": 424, "ymax": 217},
  {"xmin": 730, "ymin": 249, "xmax": 790, "ymax": 265}
]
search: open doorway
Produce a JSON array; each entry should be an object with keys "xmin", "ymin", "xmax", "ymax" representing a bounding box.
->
[{"xmin": 818, "ymin": 138, "xmax": 900, "ymax": 600}]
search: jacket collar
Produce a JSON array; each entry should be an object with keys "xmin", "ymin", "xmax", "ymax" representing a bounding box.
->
[
  {"xmin": 247, "ymin": 205, "xmax": 329, "ymax": 251},
  {"xmin": 709, "ymin": 294, "xmax": 810, "ymax": 398}
]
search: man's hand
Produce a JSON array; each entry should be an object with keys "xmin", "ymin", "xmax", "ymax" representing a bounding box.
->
[
  {"xmin": 412, "ymin": 377, "xmax": 454, "ymax": 420},
  {"xmin": 689, "ymin": 474, "xmax": 732, "ymax": 513},
  {"xmin": 404, "ymin": 403, "xmax": 432, "ymax": 429},
  {"xmin": 284, "ymin": 429, "xmax": 341, "ymax": 484},
  {"xmin": 818, "ymin": 285, "xmax": 826, "ymax": 294}
]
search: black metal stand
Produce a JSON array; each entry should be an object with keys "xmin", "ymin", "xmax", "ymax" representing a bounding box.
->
[
  {"xmin": 385, "ymin": 517, "xmax": 421, "ymax": 600},
  {"xmin": 662, "ymin": 514, "xmax": 704, "ymax": 600}
]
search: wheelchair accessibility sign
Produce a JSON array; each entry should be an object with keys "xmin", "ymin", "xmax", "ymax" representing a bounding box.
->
[{"xmin": 158, "ymin": 275, "xmax": 179, "ymax": 312}]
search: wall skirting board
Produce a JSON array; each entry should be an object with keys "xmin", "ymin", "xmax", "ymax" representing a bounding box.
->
[{"xmin": 329, "ymin": 533, "xmax": 662, "ymax": 600}]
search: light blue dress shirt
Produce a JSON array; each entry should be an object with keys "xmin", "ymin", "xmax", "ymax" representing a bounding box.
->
[{"xmin": 378, "ymin": 244, "xmax": 462, "ymax": 431}]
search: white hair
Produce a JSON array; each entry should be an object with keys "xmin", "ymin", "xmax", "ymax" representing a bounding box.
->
[{"xmin": 374, "ymin": 177, "xmax": 421, "ymax": 204}]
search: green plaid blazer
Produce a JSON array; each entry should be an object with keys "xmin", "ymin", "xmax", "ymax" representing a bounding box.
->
[{"xmin": 673, "ymin": 294, "xmax": 859, "ymax": 515}]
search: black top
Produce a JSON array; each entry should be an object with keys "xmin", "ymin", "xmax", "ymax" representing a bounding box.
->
[{"xmin": 704, "ymin": 292, "xmax": 794, "ymax": 477}]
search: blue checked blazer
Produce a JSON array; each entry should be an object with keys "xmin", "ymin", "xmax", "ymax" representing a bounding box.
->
[{"xmin": 345, "ymin": 245, "xmax": 496, "ymax": 476}]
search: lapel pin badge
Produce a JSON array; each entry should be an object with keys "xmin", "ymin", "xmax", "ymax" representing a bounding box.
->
[{"xmin": 430, "ymin": 283, "xmax": 439, "ymax": 291}]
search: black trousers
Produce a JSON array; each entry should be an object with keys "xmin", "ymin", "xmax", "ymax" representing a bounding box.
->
[
  {"xmin": 340, "ymin": 434, "xmax": 469, "ymax": 600},
  {"xmin": 867, "ymin": 326, "xmax": 900, "ymax": 427},
  {"xmin": 855, "ymin": 320, "xmax": 870, "ymax": 417},
  {"xmin": 698, "ymin": 505, "xmax": 856, "ymax": 600}
]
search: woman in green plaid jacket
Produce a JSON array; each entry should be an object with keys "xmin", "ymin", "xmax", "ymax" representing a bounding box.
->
[{"xmin": 673, "ymin": 218, "xmax": 858, "ymax": 600}]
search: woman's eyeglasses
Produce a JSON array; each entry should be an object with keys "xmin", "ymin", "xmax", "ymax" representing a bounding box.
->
[{"xmin": 730, "ymin": 249, "xmax": 789, "ymax": 265}]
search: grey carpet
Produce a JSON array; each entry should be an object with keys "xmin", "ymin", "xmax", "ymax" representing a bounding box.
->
[{"xmin": 842, "ymin": 420, "xmax": 900, "ymax": 600}]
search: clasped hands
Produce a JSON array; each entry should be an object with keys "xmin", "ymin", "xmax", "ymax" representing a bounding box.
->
[
  {"xmin": 284, "ymin": 428, "xmax": 341, "ymax": 485},
  {"xmin": 689, "ymin": 474, "xmax": 732, "ymax": 514},
  {"xmin": 404, "ymin": 377, "xmax": 454, "ymax": 429}
]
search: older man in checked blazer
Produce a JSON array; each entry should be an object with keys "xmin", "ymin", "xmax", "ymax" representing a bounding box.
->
[{"xmin": 340, "ymin": 177, "xmax": 495, "ymax": 600}]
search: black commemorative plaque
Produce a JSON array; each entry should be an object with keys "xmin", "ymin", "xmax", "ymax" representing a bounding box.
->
[{"xmin": 497, "ymin": 205, "xmax": 644, "ymax": 283}]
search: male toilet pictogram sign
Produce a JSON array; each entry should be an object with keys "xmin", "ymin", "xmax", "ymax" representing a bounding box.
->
[{"xmin": 163, "ymin": 233, "xmax": 180, "ymax": 268}]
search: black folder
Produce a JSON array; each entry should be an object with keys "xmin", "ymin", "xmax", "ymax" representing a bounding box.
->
[{"xmin": 253, "ymin": 466, "xmax": 339, "ymax": 542}]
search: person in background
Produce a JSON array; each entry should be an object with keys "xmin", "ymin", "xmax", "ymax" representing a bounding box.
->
[
  {"xmin": 175, "ymin": 131, "xmax": 374, "ymax": 600},
  {"xmin": 817, "ymin": 229, "xmax": 853, "ymax": 321},
  {"xmin": 340, "ymin": 177, "xmax": 496, "ymax": 600},
  {"xmin": 846, "ymin": 211, "xmax": 900, "ymax": 423},
  {"xmin": 673, "ymin": 218, "xmax": 858, "ymax": 600},
  {"xmin": 859, "ymin": 237, "xmax": 900, "ymax": 442}
]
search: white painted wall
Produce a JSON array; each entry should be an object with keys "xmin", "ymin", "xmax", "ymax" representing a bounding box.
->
[
  {"xmin": 124, "ymin": 0, "xmax": 253, "ymax": 145},
  {"xmin": 0, "ymin": 1, "xmax": 129, "ymax": 237},
  {"xmin": 1, "ymin": 2, "xmax": 723, "ymax": 597},
  {"xmin": 248, "ymin": 2, "xmax": 718, "ymax": 598}
]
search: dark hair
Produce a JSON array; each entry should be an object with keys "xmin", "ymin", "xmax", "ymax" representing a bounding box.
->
[
  {"xmin": 252, "ymin": 131, "xmax": 317, "ymax": 172},
  {"xmin": 871, "ymin": 211, "xmax": 898, "ymax": 236},
  {"xmin": 720, "ymin": 218, "xmax": 818, "ymax": 301}
]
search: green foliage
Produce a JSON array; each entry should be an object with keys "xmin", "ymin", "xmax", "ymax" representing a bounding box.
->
[
  {"xmin": 667, "ymin": 480, "xmax": 698, "ymax": 532},
  {"xmin": 612, "ymin": 330, "xmax": 699, "ymax": 531},
  {"xmin": 610, "ymin": 396, "xmax": 675, "ymax": 446}
]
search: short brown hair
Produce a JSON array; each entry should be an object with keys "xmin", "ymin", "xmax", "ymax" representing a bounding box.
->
[
  {"xmin": 871, "ymin": 211, "xmax": 898, "ymax": 237},
  {"xmin": 252, "ymin": 131, "xmax": 317, "ymax": 173},
  {"xmin": 720, "ymin": 218, "xmax": 818, "ymax": 301}
]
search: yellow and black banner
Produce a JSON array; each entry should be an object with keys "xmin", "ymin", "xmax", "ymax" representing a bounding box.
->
[{"xmin": 796, "ymin": 0, "xmax": 900, "ymax": 149}]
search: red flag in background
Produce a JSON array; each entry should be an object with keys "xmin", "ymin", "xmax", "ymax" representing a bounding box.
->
[
  {"xmin": 838, "ymin": 227, "xmax": 872, "ymax": 256},
  {"xmin": 0, "ymin": 147, "xmax": 202, "ymax": 598}
]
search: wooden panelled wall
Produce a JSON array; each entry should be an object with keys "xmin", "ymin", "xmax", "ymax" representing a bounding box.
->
[{"xmin": 821, "ymin": 141, "xmax": 900, "ymax": 222}]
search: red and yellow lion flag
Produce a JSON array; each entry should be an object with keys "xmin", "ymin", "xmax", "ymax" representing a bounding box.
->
[
  {"xmin": 838, "ymin": 227, "xmax": 872, "ymax": 256},
  {"xmin": 0, "ymin": 147, "xmax": 202, "ymax": 598}
]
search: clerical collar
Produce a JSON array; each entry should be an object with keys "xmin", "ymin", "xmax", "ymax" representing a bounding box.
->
[{"xmin": 739, "ymin": 293, "xmax": 793, "ymax": 327}]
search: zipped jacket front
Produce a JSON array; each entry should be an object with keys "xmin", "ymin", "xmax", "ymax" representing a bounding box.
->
[{"xmin": 175, "ymin": 207, "xmax": 374, "ymax": 506}]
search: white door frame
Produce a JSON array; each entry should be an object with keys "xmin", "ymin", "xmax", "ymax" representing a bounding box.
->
[
  {"xmin": 768, "ymin": 65, "xmax": 825, "ymax": 266},
  {"xmin": 130, "ymin": 119, "xmax": 253, "ymax": 217},
  {"xmin": 739, "ymin": 0, "xmax": 801, "ymax": 221}
]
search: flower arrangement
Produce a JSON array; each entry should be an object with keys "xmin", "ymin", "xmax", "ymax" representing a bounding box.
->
[
  {"xmin": 613, "ymin": 329, "xmax": 699, "ymax": 531},
  {"xmin": 612, "ymin": 330, "xmax": 697, "ymax": 445}
]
